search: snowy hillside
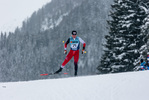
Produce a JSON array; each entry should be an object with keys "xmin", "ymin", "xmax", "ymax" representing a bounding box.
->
[
  {"xmin": 0, "ymin": 0, "xmax": 114, "ymax": 82},
  {"xmin": 0, "ymin": 71, "xmax": 149, "ymax": 100}
]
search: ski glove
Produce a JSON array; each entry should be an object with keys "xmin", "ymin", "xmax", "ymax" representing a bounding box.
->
[
  {"xmin": 64, "ymin": 50, "xmax": 67, "ymax": 54},
  {"xmin": 82, "ymin": 49, "xmax": 85, "ymax": 54}
]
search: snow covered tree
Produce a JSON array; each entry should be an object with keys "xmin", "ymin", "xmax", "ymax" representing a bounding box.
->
[
  {"xmin": 97, "ymin": 0, "xmax": 147, "ymax": 73},
  {"xmin": 135, "ymin": 1, "xmax": 149, "ymax": 65}
]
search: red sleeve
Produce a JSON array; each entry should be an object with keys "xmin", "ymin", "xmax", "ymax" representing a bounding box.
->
[
  {"xmin": 83, "ymin": 43, "xmax": 86, "ymax": 50},
  {"xmin": 64, "ymin": 38, "xmax": 70, "ymax": 49},
  {"xmin": 83, "ymin": 43, "xmax": 86, "ymax": 48}
]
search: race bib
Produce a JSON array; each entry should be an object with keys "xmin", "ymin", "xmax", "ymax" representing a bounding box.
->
[
  {"xmin": 71, "ymin": 43, "xmax": 79, "ymax": 49},
  {"xmin": 69, "ymin": 37, "xmax": 80, "ymax": 50}
]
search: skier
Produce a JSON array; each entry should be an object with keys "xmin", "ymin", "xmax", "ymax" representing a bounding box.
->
[
  {"xmin": 140, "ymin": 59, "xmax": 146, "ymax": 71},
  {"xmin": 54, "ymin": 30, "xmax": 86, "ymax": 76}
]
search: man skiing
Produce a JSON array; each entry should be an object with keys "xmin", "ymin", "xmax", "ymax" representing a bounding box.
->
[{"xmin": 54, "ymin": 30, "xmax": 86, "ymax": 76}]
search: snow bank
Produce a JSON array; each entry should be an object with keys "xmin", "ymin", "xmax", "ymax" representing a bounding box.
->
[{"xmin": 0, "ymin": 71, "xmax": 149, "ymax": 100}]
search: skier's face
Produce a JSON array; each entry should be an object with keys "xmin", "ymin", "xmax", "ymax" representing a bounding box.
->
[{"xmin": 72, "ymin": 34, "xmax": 77, "ymax": 38}]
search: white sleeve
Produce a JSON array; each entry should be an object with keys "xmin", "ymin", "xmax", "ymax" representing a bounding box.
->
[{"xmin": 79, "ymin": 37, "xmax": 85, "ymax": 44}]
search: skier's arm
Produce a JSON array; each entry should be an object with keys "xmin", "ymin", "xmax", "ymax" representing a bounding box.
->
[
  {"xmin": 79, "ymin": 37, "xmax": 86, "ymax": 50},
  {"xmin": 64, "ymin": 38, "xmax": 70, "ymax": 50}
]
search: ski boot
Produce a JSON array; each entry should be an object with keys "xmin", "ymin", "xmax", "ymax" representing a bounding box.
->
[
  {"xmin": 54, "ymin": 67, "xmax": 63, "ymax": 74},
  {"xmin": 74, "ymin": 71, "xmax": 77, "ymax": 76}
]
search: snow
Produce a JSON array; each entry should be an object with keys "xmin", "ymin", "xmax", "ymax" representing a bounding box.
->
[
  {"xmin": 41, "ymin": 12, "xmax": 69, "ymax": 31},
  {"xmin": 144, "ymin": 22, "xmax": 149, "ymax": 28},
  {"xmin": 117, "ymin": 53, "xmax": 126, "ymax": 59},
  {"xmin": 55, "ymin": 12, "xmax": 69, "ymax": 27},
  {"xmin": 40, "ymin": 13, "xmax": 69, "ymax": 31},
  {"xmin": 41, "ymin": 18, "xmax": 51, "ymax": 31},
  {"xmin": 0, "ymin": 0, "xmax": 51, "ymax": 33},
  {"xmin": 111, "ymin": 65, "xmax": 124, "ymax": 68},
  {"xmin": 139, "ymin": 44, "xmax": 147, "ymax": 53},
  {"xmin": 128, "ymin": 43, "xmax": 136, "ymax": 47},
  {"xmin": 140, "ymin": 6, "xmax": 149, "ymax": 14},
  {"xmin": 0, "ymin": 71, "xmax": 149, "ymax": 100},
  {"xmin": 127, "ymin": 13, "xmax": 135, "ymax": 18},
  {"xmin": 122, "ymin": 23, "xmax": 132, "ymax": 28}
]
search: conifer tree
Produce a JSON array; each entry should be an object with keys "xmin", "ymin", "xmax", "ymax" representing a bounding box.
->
[
  {"xmin": 135, "ymin": 2, "xmax": 149, "ymax": 65},
  {"xmin": 97, "ymin": 0, "xmax": 147, "ymax": 73}
]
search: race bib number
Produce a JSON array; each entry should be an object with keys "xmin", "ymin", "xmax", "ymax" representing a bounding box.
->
[{"xmin": 71, "ymin": 44, "xmax": 79, "ymax": 49}]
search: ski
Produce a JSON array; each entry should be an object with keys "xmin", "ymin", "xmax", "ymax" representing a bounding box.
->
[
  {"xmin": 40, "ymin": 73, "xmax": 54, "ymax": 76},
  {"xmin": 40, "ymin": 73, "xmax": 68, "ymax": 76}
]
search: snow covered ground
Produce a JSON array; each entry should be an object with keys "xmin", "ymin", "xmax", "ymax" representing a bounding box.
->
[{"xmin": 0, "ymin": 71, "xmax": 149, "ymax": 100}]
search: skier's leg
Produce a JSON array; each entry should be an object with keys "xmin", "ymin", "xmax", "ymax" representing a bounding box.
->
[
  {"xmin": 74, "ymin": 62, "xmax": 78, "ymax": 76},
  {"xmin": 74, "ymin": 50, "xmax": 79, "ymax": 76},
  {"xmin": 55, "ymin": 50, "xmax": 73, "ymax": 74},
  {"xmin": 61, "ymin": 50, "xmax": 74, "ymax": 68}
]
